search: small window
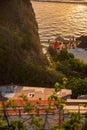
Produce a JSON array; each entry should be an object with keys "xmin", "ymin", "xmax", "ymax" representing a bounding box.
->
[{"xmin": 28, "ymin": 93, "xmax": 35, "ymax": 98}]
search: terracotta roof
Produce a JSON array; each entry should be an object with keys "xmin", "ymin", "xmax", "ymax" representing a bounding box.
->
[
  {"xmin": 13, "ymin": 87, "xmax": 71, "ymax": 100},
  {"xmin": 0, "ymin": 100, "xmax": 57, "ymax": 107},
  {"xmin": 0, "ymin": 100, "xmax": 57, "ymax": 115}
]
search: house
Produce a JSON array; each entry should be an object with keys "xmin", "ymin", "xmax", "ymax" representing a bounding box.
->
[
  {"xmin": 0, "ymin": 85, "xmax": 72, "ymax": 128},
  {"xmin": 11, "ymin": 86, "xmax": 72, "ymax": 100},
  {"xmin": 0, "ymin": 85, "xmax": 72, "ymax": 100},
  {"xmin": 0, "ymin": 99, "xmax": 64, "ymax": 128},
  {"xmin": 64, "ymin": 99, "xmax": 87, "ymax": 120},
  {"xmin": 1, "ymin": 85, "xmax": 87, "ymax": 128}
]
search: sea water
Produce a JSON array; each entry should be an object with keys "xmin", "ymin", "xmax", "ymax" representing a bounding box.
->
[{"xmin": 32, "ymin": 1, "xmax": 87, "ymax": 62}]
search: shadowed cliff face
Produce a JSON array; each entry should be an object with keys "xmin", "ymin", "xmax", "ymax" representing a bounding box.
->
[
  {"xmin": 0, "ymin": 0, "xmax": 48, "ymax": 85},
  {"xmin": 0, "ymin": 0, "xmax": 42, "ymax": 54},
  {"xmin": 0, "ymin": 0, "xmax": 61, "ymax": 86}
]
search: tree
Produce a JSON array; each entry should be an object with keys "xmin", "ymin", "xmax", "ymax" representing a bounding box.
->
[
  {"xmin": 66, "ymin": 78, "xmax": 87, "ymax": 98},
  {"xmin": 63, "ymin": 112, "xmax": 82, "ymax": 130}
]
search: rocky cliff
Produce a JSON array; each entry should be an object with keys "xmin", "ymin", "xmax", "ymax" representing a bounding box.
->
[
  {"xmin": 0, "ymin": 0, "xmax": 48, "ymax": 85},
  {"xmin": 77, "ymin": 35, "xmax": 87, "ymax": 49},
  {"xmin": 0, "ymin": 0, "xmax": 42, "ymax": 55}
]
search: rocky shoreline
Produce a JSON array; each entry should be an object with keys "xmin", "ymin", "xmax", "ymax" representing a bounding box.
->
[{"xmin": 76, "ymin": 36, "xmax": 87, "ymax": 49}]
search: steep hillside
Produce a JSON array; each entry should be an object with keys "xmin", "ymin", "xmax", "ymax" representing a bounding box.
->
[
  {"xmin": 0, "ymin": 0, "xmax": 49, "ymax": 85},
  {"xmin": 0, "ymin": 0, "xmax": 43, "ymax": 55}
]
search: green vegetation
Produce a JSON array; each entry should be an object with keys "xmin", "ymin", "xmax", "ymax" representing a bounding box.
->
[
  {"xmin": 0, "ymin": 0, "xmax": 87, "ymax": 96},
  {"xmin": 1, "ymin": 0, "xmax": 87, "ymax": 129},
  {"xmin": 0, "ymin": 82, "xmax": 87, "ymax": 130},
  {"xmin": 0, "ymin": 0, "xmax": 63, "ymax": 86},
  {"xmin": 0, "ymin": 82, "xmax": 65, "ymax": 130},
  {"xmin": 48, "ymin": 46, "xmax": 87, "ymax": 98}
]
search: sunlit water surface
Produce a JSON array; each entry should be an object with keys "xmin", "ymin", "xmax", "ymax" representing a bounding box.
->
[{"xmin": 32, "ymin": 1, "xmax": 87, "ymax": 62}]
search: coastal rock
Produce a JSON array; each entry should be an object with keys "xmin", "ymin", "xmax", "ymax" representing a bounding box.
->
[{"xmin": 76, "ymin": 35, "xmax": 87, "ymax": 49}]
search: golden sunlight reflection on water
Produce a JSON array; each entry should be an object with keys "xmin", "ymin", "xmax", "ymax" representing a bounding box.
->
[
  {"xmin": 32, "ymin": 1, "xmax": 87, "ymax": 62},
  {"xmin": 76, "ymin": 4, "xmax": 87, "ymax": 11},
  {"xmin": 32, "ymin": 1, "xmax": 87, "ymax": 43}
]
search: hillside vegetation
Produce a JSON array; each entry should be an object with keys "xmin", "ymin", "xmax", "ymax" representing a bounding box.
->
[
  {"xmin": 0, "ymin": 0, "xmax": 63, "ymax": 86},
  {"xmin": 1, "ymin": 0, "xmax": 87, "ymax": 90},
  {"xmin": 48, "ymin": 47, "xmax": 87, "ymax": 98}
]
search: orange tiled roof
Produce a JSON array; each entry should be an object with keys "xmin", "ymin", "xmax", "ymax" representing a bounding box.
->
[
  {"xmin": 0, "ymin": 99, "xmax": 57, "ymax": 106},
  {"xmin": 0, "ymin": 100, "xmax": 58, "ymax": 115}
]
